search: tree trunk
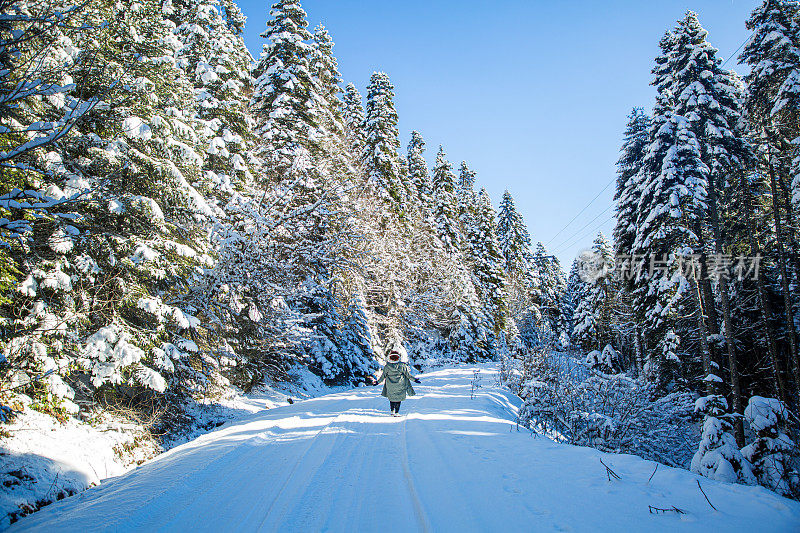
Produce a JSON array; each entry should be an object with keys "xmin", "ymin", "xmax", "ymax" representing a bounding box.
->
[
  {"xmin": 707, "ymin": 172, "xmax": 744, "ymax": 447},
  {"xmin": 719, "ymin": 275, "xmax": 744, "ymax": 446},
  {"xmin": 768, "ymin": 150, "xmax": 800, "ymax": 402},
  {"xmin": 741, "ymin": 171, "xmax": 788, "ymax": 404},
  {"xmin": 696, "ymin": 225, "xmax": 721, "ymax": 381},
  {"xmin": 700, "ymin": 277, "xmax": 720, "ymax": 364},
  {"xmin": 776, "ymin": 165, "xmax": 800, "ymax": 281},
  {"xmin": 691, "ymin": 277, "xmax": 715, "ymax": 395},
  {"xmin": 634, "ymin": 326, "xmax": 644, "ymax": 377}
]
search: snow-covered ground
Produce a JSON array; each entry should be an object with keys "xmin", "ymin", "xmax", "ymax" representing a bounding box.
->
[
  {"xmin": 0, "ymin": 403, "xmax": 158, "ymax": 528},
  {"xmin": 0, "ymin": 365, "xmax": 331, "ymax": 529},
  {"xmin": 9, "ymin": 365, "xmax": 800, "ymax": 532}
]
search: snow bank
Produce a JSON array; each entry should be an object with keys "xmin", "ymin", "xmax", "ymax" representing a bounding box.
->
[
  {"xmin": 1, "ymin": 364, "xmax": 336, "ymax": 528},
  {"xmin": 0, "ymin": 403, "xmax": 158, "ymax": 529}
]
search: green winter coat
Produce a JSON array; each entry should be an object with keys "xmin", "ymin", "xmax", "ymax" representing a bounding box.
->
[{"xmin": 377, "ymin": 362, "xmax": 417, "ymax": 401}]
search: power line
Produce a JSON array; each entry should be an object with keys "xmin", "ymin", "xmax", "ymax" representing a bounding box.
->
[
  {"xmin": 544, "ymin": 35, "xmax": 749, "ymax": 257},
  {"xmin": 544, "ymin": 176, "xmax": 616, "ymax": 247},
  {"xmin": 721, "ymin": 35, "xmax": 749, "ymax": 68},
  {"xmin": 554, "ymin": 213, "xmax": 615, "ymax": 256},
  {"xmin": 551, "ymin": 203, "xmax": 614, "ymax": 253},
  {"xmin": 553, "ymin": 213, "xmax": 617, "ymax": 259}
]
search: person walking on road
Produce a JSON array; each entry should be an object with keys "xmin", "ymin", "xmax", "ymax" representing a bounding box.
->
[{"xmin": 374, "ymin": 350, "xmax": 420, "ymax": 416}]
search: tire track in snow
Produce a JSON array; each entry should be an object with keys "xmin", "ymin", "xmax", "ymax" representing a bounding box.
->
[
  {"xmin": 321, "ymin": 414, "xmax": 383, "ymax": 531},
  {"xmin": 254, "ymin": 413, "xmax": 346, "ymax": 530},
  {"xmin": 401, "ymin": 416, "xmax": 432, "ymax": 533},
  {"xmin": 278, "ymin": 417, "xmax": 370, "ymax": 531},
  {"xmin": 78, "ymin": 428, "xmax": 280, "ymax": 532},
  {"xmin": 405, "ymin": 415, "xmax": 487, "ymax": 530},
  {"xmin": 152, "ymin": 438, "xmax": 279, "ymax": 531},
  {"xmin": 187, "ymin": 412, "xmax": 346, "ymax": 531}
]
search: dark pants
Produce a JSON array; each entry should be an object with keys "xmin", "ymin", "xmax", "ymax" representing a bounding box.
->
[{"xmin": 390, "ymin": 401, "xmax": 401, "ymax": 414}]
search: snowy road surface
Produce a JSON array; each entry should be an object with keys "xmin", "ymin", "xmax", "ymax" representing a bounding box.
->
[{"xmin": 11, "ymin": 365, "xmax": 800, "ymax": 532}]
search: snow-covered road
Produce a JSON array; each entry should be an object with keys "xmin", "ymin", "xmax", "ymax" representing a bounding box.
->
[{"xmin": 11, "ymin": 366, "xmax": 800, "ymax": 532}]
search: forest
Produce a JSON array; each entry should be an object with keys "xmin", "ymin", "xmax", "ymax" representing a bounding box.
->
[{"xmin": 1, "ymin": 0, "xmax": 800, "ymax": 520}]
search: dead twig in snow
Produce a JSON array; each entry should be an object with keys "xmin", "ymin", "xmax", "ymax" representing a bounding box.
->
[
  {"xmin": 696, "ymin": 479, "xmax": 718, "ymax": 511},
  {"xmin": 647, "ymin": 463, "xmax": 658, "ymax": 483},
  {"xmin": 648, "ymin": 505, "xmax": 686, "ymax": 514},
  {"xmin": 600, "ymin": 458, "xmax": 621, "ymax": 481}
]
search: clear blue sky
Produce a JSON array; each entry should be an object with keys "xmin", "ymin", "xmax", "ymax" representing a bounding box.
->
[{"xmin": 236, "ymin": 0, "xmax": 758, "ymax": 269}]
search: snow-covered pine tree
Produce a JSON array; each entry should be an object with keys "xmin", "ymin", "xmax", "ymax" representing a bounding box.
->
[
  {"xmin": 742, "ymin": 396, "xmax": 799, "ymax": 497},
  {"xmin": 691, "ymin": 394, "xmax": 755, "ymax": 485},
  {"xmin": 495, "ymin": 190, "xmax": 541, "ymax": 347},
  {"xmin": 407, "ymin": 130, "xmax": 434, "ymax": 213},
  {"xmin": 0, "ymin": 0, "xmax": 94, "ymax": 311},
  {"xmin": 465, "ymin": 189, "xmax": 508, "ymax": 335},
  {"xmin": 309, "ymin": 25, "xmax": 362, "ymax": 191},
  {"xmin": 169, "ymin": 0, "xmax": 255, "ymax": 206},
  {"xmin": 343, "ymin": 291, "xmax": 376, "ymax": 365},
  {"xmin": 251, "ymin": 0, "xmax": 318, "ymax": 173},
  {"xmin": 633, "ymin": 108, "xmax": 708, "ymax": 384},
  {"xmin": 741, "ymin": 0, "xmax": 800, "ymax": 402},
  {"xmin": 166, "ymin": 0, "xmax": 280, "ymax": 392},
  {"xmin": 432, "ymin": 146, "xmax": 462, "ymax": 252},
  {"xmin": 362, "ymin": 71, "xmax": 405, "ymax": 208},
  {"xmin": 571, "ymin": 233, "xmax": 616, "ymax": 351},
  {"xmin": 611, "ymin": 107, "xmax": 650, "ymax": 374},
  {"xmin": 532, "ymin": 243, "xmax": 566, "ymax": 339},
  {"xmin": 560, "ymin": 258, "xmax": 584, "ymax": 345},
  {"xmin": 70, "ymin": 0, "xmax": 217, "ymax": 394},
  {"xmin": 496, "ymin": 190, "xmax": 533, "ymax": 274},
  {"xmin": 448, "ymin": 282, "xmax": 491, "ymax": 362},
  {"xmin": 310, "ymin": 25, "xmax": 344, "ymax": 134},
  {"xmin": 667, "ymin": 12, "xmax": 757, "ymax": 439},
  {"xmin": 632, "ymin": 21, "xmax": 716, "ymax": 386},
  {"xmin": 5, "ymin": 0, "xmax": 225, "ymax": 407},
  {"xmin": 218, "ymin": 0, "xmax": 319, "ymax": 380},
  {"xmin": 742, "ymin": 0, "xmax": 800, "ymax": 129},
  {"xmin": 342, "ymin": 83, "xmax": 367, "ymax": 160},
  {"xmin": 613, "ymin": 108, "xmax": 650, "ymax": 261},
  {"xmin": 458, "ymin": 161, "xmax": 477, "ymax": 191},
  {"xmin": 245, "ymin": 0, "xmax": 367, "ymax": 383},
  {"xmin": 1, "ymin": 0, "xmax": 97, "ymax": 405},
  {"xmin": 457, "ymin": 161, "xmax": 477, "ymax": 217}
]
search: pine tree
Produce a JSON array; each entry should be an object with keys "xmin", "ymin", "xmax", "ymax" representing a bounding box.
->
[
  {"xmin": 741, "ymin": 0, "xmax": 800, "ymax": 403},
  {"xmin": 560, "ymin": 259, "xmax": 584, "ymax": 343},
  {"xmin": 169, "ymin": 0, "xmax": 256, "ymax": 205},
  {"xmin": 4, "ymin": 0, "xmax": 228, "ymax": 401},
  {"xmin": 667, "ymin": 12, "xmax": 756, "ymax": 439},
  {"xmin": 632, "ymin": 20, "xmax": 718, "ymax": 386},
  {"xmin": 572, "ymin": 233, "xmax": 617, "ymax": 351},
  {"xmin": 691, "ymin": 395, "xmax": 755, "ymax": 484},
  {"xmin": 612, "ymin": 108, "xmax": 650, "ymax": 376},
  {"xmin": 432, "ymin": 146, "xmax": 461, "ymax": 252},
  {"xmin": 741, "ymin": 396, "xmax": 799, "ymax": 496},
  {"xmin": 406, "ymin": 130, "xmax": 433, "ymax": 211},
  {"xmin": 311, "ymin": 25, "xmax": 344, "ymax": 132},
  {"xmin": 741, "ymin": 0, "xmax": 800, "ymax": 147},
  {"xmin": 310, "ymin": 25, "xmax": 360, "ymax": 186},
  {"xmin": 613, "ymin": 108, "xmax": 650, "ymax": 261},
  {"xmin": 633, "ymin": 110, "xmax": 707, "ymax": 382},
  {"xmin": 252, "ymin": 0, "xmax": 318, "ymax": 173},
  {"xmin": 465, "ymin": 189, "xmax": 508, "ymax": 333},
  {"xmin": 240, "ymin": 0, "xmax": 366, "ymax": 382},
  {"xmin": 342, "ymin": 82, "xmax": 367, "ymax": 159},
  {"xmin": 448, "ymin": 283, "xmax": 491, "ymax": 362},
  {"xmin": 362, "ymin": 72, "xmax": 405, "ymax": 206},
  {"xmin": 457, "ymin": 161, "xmax": 477, "ymax": 217},
  {"xmin": 496, "ymin": 190, "xmax": 533, "ymax": 274},
  {"xmin": 532, "ymin": 242, "xmax": 567, "ymax": 339}
]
